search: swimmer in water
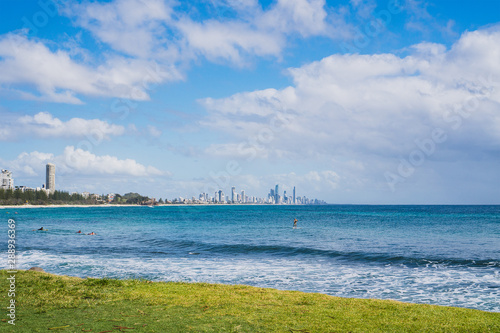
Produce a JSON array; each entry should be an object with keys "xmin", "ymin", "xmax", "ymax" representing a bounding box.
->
[
  {"xmin": 293, "ymin": 218, "xmax": 298, "ymax": 228},
  {"xmin": 38, "ymin": 227, "xmax": 44, "ymax": 231},
  {"xmin": 88, "ymin": 232, "xmax": 96, "ymax": 235}
]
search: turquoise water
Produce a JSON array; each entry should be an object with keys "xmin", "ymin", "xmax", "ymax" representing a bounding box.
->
[{"xmin": 3, "ymin": 205, "xmax": 499, "ymax": 312}]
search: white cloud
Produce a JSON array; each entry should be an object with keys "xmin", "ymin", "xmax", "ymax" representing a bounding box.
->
[
  {"xmin": 64, "ymin": 0, "xmax": 337, "ymax": 66},
  {"xmin": 259, "ymin": 0, "xmax": 328, "ymax": 37},
  {"xmin": 20, "ymin": 112, "xmax": 124, "ymax": 138},
  {"xmin": 67, "ymin": 0, "xmax": 174, "ymax": 59},
  {"xmin": 176, "ymin": 19, "xmax": 283, "ymax": 65},
  {"xmin": 176, "ymin": 0, "xmax": 336, "ymax": 65},
  {"xmin": 203, "ymin": 26, "xmax": 500, "ymax": 153},
  {"xmin": 60, "ymin": 146, "xmax": 164, "ymax": 176},
  {"xmin": 0, "ymin": 33, "xmax": 182, "ymax": 103},
  {"xmin": 199, "ymin": 26, "xmax": 500, "ymax": 198},
  {"xmin": 0, "ymin": 0, "xmax": 352, "ymax": 103},
  {"xmin": 3, "ymin": 147, "xmax": 165, "ymax": 179},
  {"xmin": 0, "ymin": 112, "xmax": 125, "ymax": 140}
]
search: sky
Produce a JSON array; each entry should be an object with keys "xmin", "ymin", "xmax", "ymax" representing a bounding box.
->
[{"xmin": 0, "ymin": 0, "xmax": 499, "ymax": 204}]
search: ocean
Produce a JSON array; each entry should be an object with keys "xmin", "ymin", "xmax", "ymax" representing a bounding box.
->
[{"xmin": 3, "ymin": 205, "xmax": 499, "ymax": 312}]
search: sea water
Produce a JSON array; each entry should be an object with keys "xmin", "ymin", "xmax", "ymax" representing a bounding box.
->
[{"xmin": 3, "ymin": 205, "xmax": 499, "ymax": 312}]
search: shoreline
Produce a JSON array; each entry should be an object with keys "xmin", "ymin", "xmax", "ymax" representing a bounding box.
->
[{"xmin": 0, "ymin": 203, "xmax": 278, "ymax": 209}]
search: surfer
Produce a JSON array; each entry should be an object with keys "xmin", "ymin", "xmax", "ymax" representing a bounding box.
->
[
  {"xmin": 76, "ymin": 230, "xmax": 82, "ymax": 234},
  {"xmin": 38, "ymin": 227, "xmax": 45, "ymax": 231},
  {"xmin": 88, "ymin": 232, "xmax": 96, "ymax": 235},
  {"xmin": 293, "ymin": 218, "xmax": 298, "ymax": 228}
]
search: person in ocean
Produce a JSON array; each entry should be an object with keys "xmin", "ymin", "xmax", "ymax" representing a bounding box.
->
[
  {"xmin": 76, "ymin": 230, "xmax": 82, "ymax": 233},
  {"xmin": 38, "ymin": 227, "xmax": 44, "ymax": 231},
  {"xmin": 88, "ymin": 232, "xmax": 96, "ymax": 235},
  {"xmin": 293, "ymin": 219, "xmax": 298, "ymax": 228}
]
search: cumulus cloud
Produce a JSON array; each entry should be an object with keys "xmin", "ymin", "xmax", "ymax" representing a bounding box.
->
[
  {"xmin": 0, "ymin": 34, "xmax": 182, "ymax": 103},
  {"xmin": 3, "ymin": 146, "xmax": 165, "ymax": 179},
  {"xmin": 0, "ymin": 0, "xmax": 355, "ymax": 102},
  {"xmin": 203, "ymin": 26, "xmax": 500, "ymax": 152},
  {"xmin": 258, "ymin": 0, "xmax": 328, "ymax": 37},
  {"xmin": 0, "ymin": 112, "xmax": 125, "ymax": 140},
  {"xmin": 60, "ymin": 146, "xmax": 164, "ymax": 176},
  {"xmin": 176, "ymin": 20, "xmax": 283, "ymax": 65},
  {"xmin": 66, "ymin": 0, "xmax": 175, "ymax": 59},
  {"xmin": 200, "ymin": 26, "xmax": 500, "ymax": 197}
]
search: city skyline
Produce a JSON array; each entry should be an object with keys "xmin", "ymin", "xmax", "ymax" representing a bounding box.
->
[
  {"xmin": 1, "ymin": 164, "xmax": 324, "ymax": 204},
  {"xmin": 1, "ymin": 1, "xmax": 499, "ymax": 204}
]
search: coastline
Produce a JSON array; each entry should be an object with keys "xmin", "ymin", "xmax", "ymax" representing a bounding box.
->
[
  {"xmin": 0, "ymin": 203, "xmax": 274, "ymax": 209},
  {"xmin": 0, "ymin": 204, "xmax": 141, "ymax": 209}
]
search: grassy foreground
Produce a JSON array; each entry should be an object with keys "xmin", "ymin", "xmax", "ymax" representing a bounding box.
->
[{"xmin": 1, "ymin": 270, "xmax": 498, "ymax": 332}]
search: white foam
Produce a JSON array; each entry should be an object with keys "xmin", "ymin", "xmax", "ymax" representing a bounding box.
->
[{"xmin": 13, "ymin": 250, "xmax": 500, "ymax": 312}]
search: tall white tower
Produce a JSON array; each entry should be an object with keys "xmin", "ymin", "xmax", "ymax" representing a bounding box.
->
[
  {"xmin": 46, "ymin": 163, "xmax": 55, "ymax": 194},
  {"xmin": 0, "ymin": 169, "xmax": 14, "ymax": 190}
]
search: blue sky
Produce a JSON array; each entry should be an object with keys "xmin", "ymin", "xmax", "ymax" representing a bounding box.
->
[{"xmin": 1, "ymin": 0, "xmax": 499, "ymax": 204}]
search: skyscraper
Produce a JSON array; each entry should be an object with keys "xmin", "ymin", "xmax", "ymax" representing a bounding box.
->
[
  {"xmin": 0, "ymin": 169, "xmax": 14, "ymax": 190},
  {"xmin": 293, "ymin": 186, "xmax": 296, "ymax": 204},
  {"xmin": 275, "ymin": 184, "xmax": 279, "ymax": 204},
  {"xmin": 241, "ymin": 190, "xmax": 245, "ymax": 203},
  {"xmin": 231, "ymin": 186, "xmax": 236, "ymax": 203},
  {"xmin": 46, "ymin": 163, "xmax": 55, "ymax": 194}
]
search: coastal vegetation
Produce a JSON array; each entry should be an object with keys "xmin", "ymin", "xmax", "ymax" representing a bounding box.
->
[
  {"xmin": 0, "ymin": 189, "xmax": 153, "ymax": 206},
  {"xmin": 1, "ymin": 270, "xmax": 498, "ymax": 332},
  {"xmin": 0, "ymin": 189, "xmax": 94, "ymax": 206}
]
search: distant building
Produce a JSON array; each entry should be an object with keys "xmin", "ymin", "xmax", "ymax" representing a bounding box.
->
[
  {"xmin": 46, "ymin": 163, "xmax": 55, "ymax": 194},
  {"xmin": 275, "ymin": 184, "xmax": 279, "ymax": 204},
  {"xmin": 1, "ymin": 169, "xmax": 14, "ymax": 190},
  {"xmin": 241, "ymin": 190, "xmax": 245, "ymax": 203},
  {"xmin": 293, "ymin": 186, "xmax": 296, "ymax": 204},
  {"xmin": 231, "ymin": 186, "xmax": 236, "ymax": 203}
]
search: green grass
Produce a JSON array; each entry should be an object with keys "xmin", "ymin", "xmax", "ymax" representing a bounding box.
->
[{"xmin": 0, "ymin": 270, "xmax": 498, "ymax": 332}]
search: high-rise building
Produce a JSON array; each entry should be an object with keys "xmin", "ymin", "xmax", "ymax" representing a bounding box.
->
[
  {"xmin": 275, "ymin": 184, "xmax": 279, "ymax": 204},
  {"xmin": 241, "ymin": 190, "xmax": 245, "ymax": 203},
  {"xmin": 293, "ymin": 186, "xmax": 296, "ymax": 204},
  {"xmin": 46, "ymin": 163, "xmax": 55, "ymax": 194},
  {"xmin": 218, "ymin": 190, "xmax": 224, "ymax": 203},
  {"xmin": 0, "ymin": 169, "xmax": 14, "ymax": 190},
  {"xmin": 231, "ymin": 186, "xmax": 236, "ymax": 203}
]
